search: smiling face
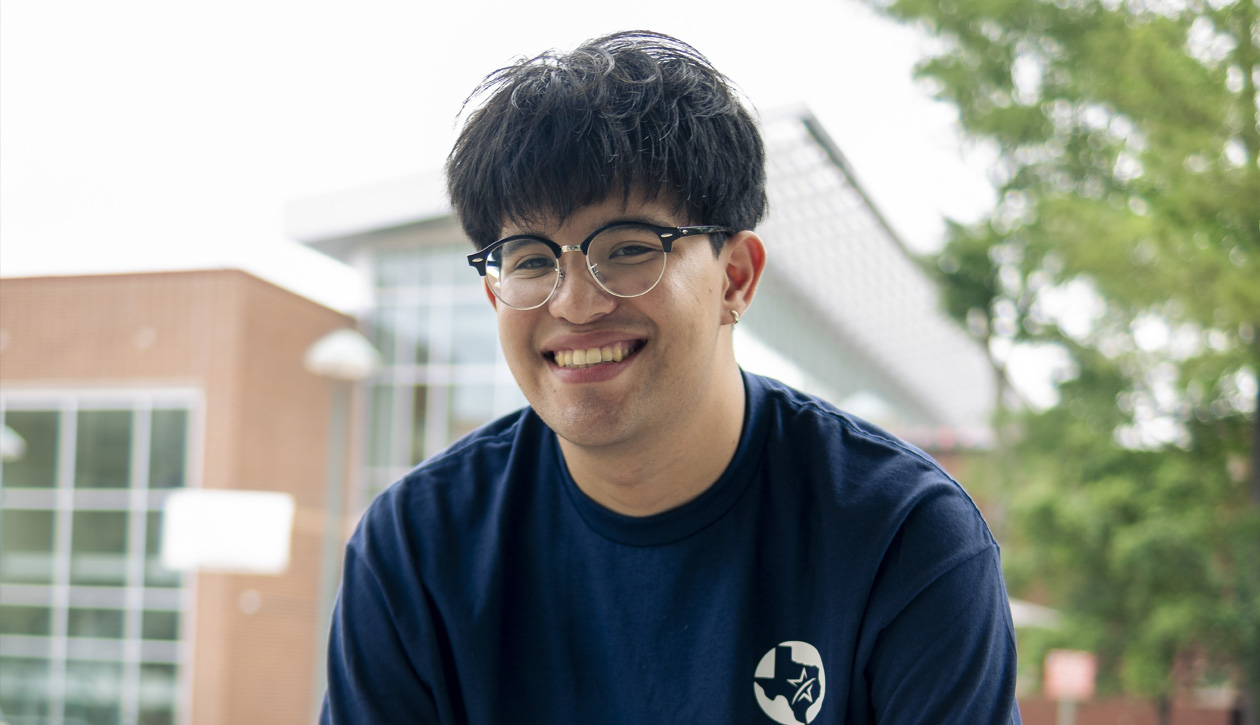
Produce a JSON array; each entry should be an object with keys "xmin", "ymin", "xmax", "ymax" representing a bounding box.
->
[{"xmin": 489, "ymin": 194, "xmax": 742, "ymax": 454}]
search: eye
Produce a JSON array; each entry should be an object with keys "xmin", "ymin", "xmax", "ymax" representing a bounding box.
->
[
  {"xmin": 608, "ymin": 243, "xmax": 660, "ymax": 260},
  {"xmin": 512, "ymin": 255, "xmax": 554, "ymax": 271},
  {"xmin": 494, "ymin": 239, "xmax": 556, "ymax": 277},
  {"xmin": 593, "ymin": 227, "xmax": 666, "ymax": 266}
]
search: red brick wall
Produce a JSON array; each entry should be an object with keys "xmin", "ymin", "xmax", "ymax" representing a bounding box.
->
[{"xmin": 1019, "ymin": 697, "xmax": 1237, "ymax": 725}]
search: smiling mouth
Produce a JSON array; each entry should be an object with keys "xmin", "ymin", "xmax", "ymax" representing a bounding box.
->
[{"xmin": 549, "ymin": 340, "xmax": 643, "ymax": 369}]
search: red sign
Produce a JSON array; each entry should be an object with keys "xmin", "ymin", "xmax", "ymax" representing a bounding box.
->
[{"xmin": 1044, "ymin": 649, "xmax": 1097, "ymax": 701}]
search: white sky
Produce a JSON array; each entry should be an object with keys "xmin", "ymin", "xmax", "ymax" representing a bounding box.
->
[{"xmin": 0, "ymin": 0, "xmax": 996, "ymax": 313}]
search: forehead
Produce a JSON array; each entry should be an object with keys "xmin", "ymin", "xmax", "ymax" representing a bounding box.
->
[{"xmin": 499, "ymin": 191, "xmax": 689, "ymax": 239}]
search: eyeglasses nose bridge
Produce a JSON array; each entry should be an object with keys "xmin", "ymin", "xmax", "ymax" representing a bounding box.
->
[
  {"xmin": 553, "ymin": 244, "xmax": 585, "ymax": 281},
  {"xmin": 549, "ymin": 242, "xmax": 611, "ymax": 303},
  {"xmin": 556, "ymin": 243, "xmax": 595, "ymax": 278}
]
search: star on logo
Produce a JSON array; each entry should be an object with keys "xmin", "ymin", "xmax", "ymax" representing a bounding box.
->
[
  {"xmin": 788, "ymin": 667, "xmax": 816, "ymax": 705},
  {"xmin": 754, "ymin": 642, "xmax": 826, "ymax": 724}
]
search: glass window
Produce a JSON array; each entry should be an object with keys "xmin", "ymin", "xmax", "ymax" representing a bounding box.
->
[
  {"xmin": 0, "ymin": 396, "xmax": 192, "ymax": 723},
  {"xmin": 70, "ymin": 511, "xmax": 129, "ymax": 586},
  {"xmin": 148, "ymin": 409, "xmax": 187, "ymax": 489},
  {"xmin": 138, "ymin": 662, "xmax": 178, "ymax": 725},
  {"xmin": 409, "ymin": 385, "xmax": 428, "ymax": 465},
  {"xmin": 140, "ymin": 704, "xmax": 176, "ymax": 725},
  {"xmin": 398, "ymin": 303, "xmax": 432, "ymax": 366},
  {"xmin": 368, "ymin": 306, "xmax": 400, "ymax": 365},
  {"xmin": 450, "ymin": 385, "xmax": 495, "ymax": 441},
  {"xmin": 369, "ymin": 385, "xmax": 395, "ymax": 468},
  {"xmin": 421, "ymin": 251, "xmax": 470, "ymax": 286},
  {"xmin": 67, "ymin": 608, "xmax": 125, "ymax": 639},
  {"xmin": 0, "ymin": 605, "xmax": 51, "ymax": 636},
  {"xmin": 145, "ymin": 511, "xmax": 182, "ymax": 588},
  {"xmin": 0, "ymin": 657, "xmax": 51, "ymax": 720},
  {"xmin": 367, "ymin": 246, "xmax": 531, "ymax": 509},
  {"xmin": 141, "ymin": 610, "xmax": 180, "ymax": 641},
  {"xmin": 76, "ymin": 410, "xmax": 132, "ymax": 489},
  {"xmin": 374, "ymin": 250, "xmax": 423, "ymax": 290},
  {"xmin": 0, "ymin": 509, "xmax": 56, "ymax": 584},
  {"xmin": 64, "ymin": 659, "xmax": 123, "ymax": 725},
  {"xmin": 1, "ymin": 410, "xmax": 58, "ymax": 488},
  {"xmin": 450, "ymin": 302, "xmax": 498, "ymax": 366}
]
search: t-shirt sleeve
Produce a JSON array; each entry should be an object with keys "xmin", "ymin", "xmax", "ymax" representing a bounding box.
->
[
  {"xmin": 320, "ymin": 504, "xmax": 449, "ymax": 724},
  {"xmin": 860, "ymin": 482, "xmax": 1022, "ymax": 724}
]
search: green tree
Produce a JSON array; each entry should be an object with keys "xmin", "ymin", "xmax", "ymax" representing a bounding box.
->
[{"xmin": 864, "ymin": 0, "xmax": 1260, "ymax": 719}]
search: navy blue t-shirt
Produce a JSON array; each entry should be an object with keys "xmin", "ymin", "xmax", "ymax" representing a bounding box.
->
[{"xmin": 322, "ymin": 372, "xmax": 1021, "ymax": 724}]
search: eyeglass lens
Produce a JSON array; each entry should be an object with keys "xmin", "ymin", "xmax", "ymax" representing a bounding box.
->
[{"xmin": 485, "ymin": 224, "xmax": 668, "ymax": 309}]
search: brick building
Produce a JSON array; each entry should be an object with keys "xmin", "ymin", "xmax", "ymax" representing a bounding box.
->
[{"xmin": 0, "ymin": 270, "xmax": 356, "ymax": 725}]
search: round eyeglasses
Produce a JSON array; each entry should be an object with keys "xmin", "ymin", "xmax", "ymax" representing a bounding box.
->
[{"xmin": 466, "ymin": 222, "xmax": 733, "ymax": 310}]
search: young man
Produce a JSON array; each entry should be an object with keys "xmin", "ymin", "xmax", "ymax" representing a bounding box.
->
[{"xmin": 322, "ymin": 31, "xmax": 1021, "ymax": 724}]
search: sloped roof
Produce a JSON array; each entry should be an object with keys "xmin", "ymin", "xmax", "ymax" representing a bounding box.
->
[
  {"xmin": 286, "ymin": 172, "xmax": 452, "ymax": 255},
  {"xmin": 751, "ymin": 108, "xmax": 994, "ymax": 445}
]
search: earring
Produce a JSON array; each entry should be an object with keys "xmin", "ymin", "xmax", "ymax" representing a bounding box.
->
[{"xmin": 731, "ymin": 309, "xmax": 741, "ymax": 325}]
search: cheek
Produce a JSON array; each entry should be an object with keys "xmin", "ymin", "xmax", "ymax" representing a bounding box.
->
[
  {"xmin": 497, "ymin": 313, "xmax": 531, "ymax": 357},
  {"xmin": 652, "ymin": 272, "xmax": 722, "ymax": 341},
  {"xmin": 668, "ymin": 258, "xmax": 725, "ymax": 313}
]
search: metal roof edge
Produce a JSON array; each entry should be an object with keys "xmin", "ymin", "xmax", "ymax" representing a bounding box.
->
[
  {"xmin": 783, "ymin": 107, "xmax": 926, "ymax": 273},
  {"xmin": 285, "ymin": 170, "xmax": 451, "ymax": 245},
  {"xmin": 759, "ymin": 105, "xmax": 996, "ymax": 435}
]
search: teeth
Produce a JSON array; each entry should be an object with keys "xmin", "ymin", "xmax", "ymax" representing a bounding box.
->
[{"xmin": 555, "ymin": 342, "xmax": 633, "ymax": 368}]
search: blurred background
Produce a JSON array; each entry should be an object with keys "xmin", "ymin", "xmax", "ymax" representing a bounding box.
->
[{"xmin": 1, "ymin": 0, "xmax": 1256, "ymax": 724}]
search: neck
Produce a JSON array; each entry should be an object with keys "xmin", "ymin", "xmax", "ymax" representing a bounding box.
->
[{"xmin": 557, "ymin": 359, "xmax": 746, "ymax": 517}]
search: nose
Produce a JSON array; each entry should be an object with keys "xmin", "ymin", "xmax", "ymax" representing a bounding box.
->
[{"xmin": 546, "ymin": 248, "xmax": 615, "ymax": 324}]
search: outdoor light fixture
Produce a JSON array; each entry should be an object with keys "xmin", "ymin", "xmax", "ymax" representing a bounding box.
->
[
  {"xmin": 303, "ymin": 328, "xmax": 381, "ymax": 381},
  {"xmin": 0, "ymin": 425, "xmax": 26, "ymax": 462}
]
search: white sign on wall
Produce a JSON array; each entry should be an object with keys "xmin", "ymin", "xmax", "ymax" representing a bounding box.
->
[
  {"xmin": 162, "ymin": 490, "xmax": 296, "ymax": 575},
  {"xmin": 1044, "ymin": 649, "xmax": 1097, "ymax": 702}
]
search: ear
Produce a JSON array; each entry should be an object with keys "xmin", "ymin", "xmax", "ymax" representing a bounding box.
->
[
  {"xmin": 720, "ymin": 231, "xmax": 766, "ymax": 322},
  {"xmin": 482, "ymin": 279, "xmax": 498, "ymax": 310}
]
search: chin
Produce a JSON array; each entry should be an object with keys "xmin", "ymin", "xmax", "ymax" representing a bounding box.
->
[{"xmin": 536, "ymin": 397, "xmax": 640, "ymax": 449}]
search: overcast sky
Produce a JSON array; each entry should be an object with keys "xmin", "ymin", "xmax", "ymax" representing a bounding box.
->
[{"xmin": 0, "ymin": 0, "xmax": 995, "ymax": 312}]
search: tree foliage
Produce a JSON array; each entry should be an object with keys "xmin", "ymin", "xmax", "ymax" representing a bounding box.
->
[{"xmin": 866, "ymin": 0, "xmax": 1260, "ymax": 715}]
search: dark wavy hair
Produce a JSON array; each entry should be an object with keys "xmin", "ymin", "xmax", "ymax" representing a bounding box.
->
[{"xmin": 446, "ymin": 30, "xmax": 767, "ymax": 253}]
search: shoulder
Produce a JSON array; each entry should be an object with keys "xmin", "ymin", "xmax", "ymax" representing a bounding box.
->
[
  {"xmin": 748, "ymin": 373, "xmax": 1004, "ymax": 625},
  {"xmin": 747, "ymin": 371, "xmax": 997, "ymax": 555},
  {"xmin": 749, "ymin": 372, "xmax": 964, "ymax": 495}
]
